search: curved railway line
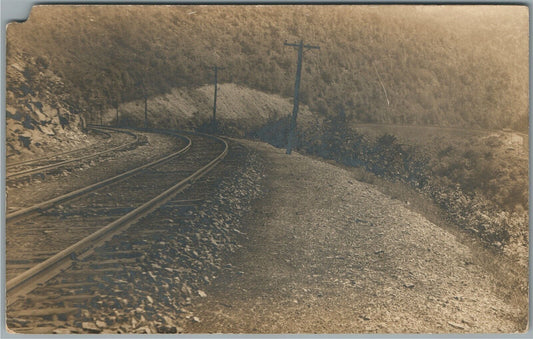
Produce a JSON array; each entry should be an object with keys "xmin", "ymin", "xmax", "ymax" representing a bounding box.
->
[
  {"xmin": 6, "ymin": 131, "xmax": 190, "ymax": 222},
  {"xmin": 5, "ymin": 129, "xmax": 112, "ymax": 170},
  {"xmin": 6, "ymin": 127, "xmax": 139, "ymax": 183},
  {"xmin": 6, "ymin": 130, "xmax": 229, "ymax": 315},
  {"xmin": 6, "ymin": 138, "xmax": 252, "ymax": 335}
]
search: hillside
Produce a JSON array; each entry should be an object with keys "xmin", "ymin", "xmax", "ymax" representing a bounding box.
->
[
  {"xmin": 103, "ymin": 83, "xmax": 320, "ymax": 136},
  {"xmin": 6, "ymin": 5, "xmax": 528, "ymax": 133}
]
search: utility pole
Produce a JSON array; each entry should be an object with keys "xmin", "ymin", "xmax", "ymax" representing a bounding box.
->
[
  {"xmin": 144, "ymin": 94, "xmax": 148, "ymax": 129},
  {"xmin": 284, "ymin": 40, "xmax": 320, "ymax": 154},
  {"xmin": 211, "ymin": 65, "xmax": 225, "ymax": 134},
  {"xmin": 114, "ymin": 93, "xmax": 122, "ymax": 127},
  {"xmin": 138, "ymin": 79, "xmax": 148, "ymax": 130}
]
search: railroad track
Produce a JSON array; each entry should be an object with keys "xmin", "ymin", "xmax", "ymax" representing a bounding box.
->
[
  {"xmin": 6, "ymin": 133, "xmax": 191, "ymax": 222},
  {"xmin": 5, "ymin": 128, "xmax": 112, "ymax": 170},
  {"xmin": 6, "ymin": 131, "xmax": 247, "ymax": 333},
  {"xmin": 6, "ymin": 127, "xmax": 139, "ymax": 183},
  {"xmin": 6, "ymin": 130, "xmax": 226, "ymax": 298}
]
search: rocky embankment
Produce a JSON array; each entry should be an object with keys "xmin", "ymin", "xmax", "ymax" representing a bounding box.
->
[{"xmin": 6, "ymin": 55, "xmax": 89, "ymax": 161}]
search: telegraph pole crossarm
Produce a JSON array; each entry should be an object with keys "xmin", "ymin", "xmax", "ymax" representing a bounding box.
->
[
  {"xmin": 284, "ymin": 40, "xmax": 321, "ymax": 51},
  {"xmin": 284, "ymin": 40, "xmax": 320, "ymax": 155}
]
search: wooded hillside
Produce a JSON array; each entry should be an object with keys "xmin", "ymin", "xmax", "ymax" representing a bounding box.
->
[{"xmin": 6, "ymin": 5, "xmax": 528, "ymax": 131}]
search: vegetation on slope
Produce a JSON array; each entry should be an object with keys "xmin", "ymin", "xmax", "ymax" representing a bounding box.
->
[{"xmin": 7, "ymin": 5, "xmax": 528, "ymax": 131}]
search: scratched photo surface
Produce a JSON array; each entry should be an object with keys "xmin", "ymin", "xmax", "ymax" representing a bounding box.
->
[{"xmin": 4, "ymin": 4, "xmax": 529, "ymax": 334}]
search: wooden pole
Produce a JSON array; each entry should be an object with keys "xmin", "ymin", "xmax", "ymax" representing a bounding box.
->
[
  {"xmin": 211, "ymin": 65, "xmax": 225, "ymax": 134},
  {"xmin": 144, "ymin": 95, "xmax": 148, "ymax": 129},
  {"xmin": 284, "ymin": 40, "xmax": 320, "ymax": 154}
]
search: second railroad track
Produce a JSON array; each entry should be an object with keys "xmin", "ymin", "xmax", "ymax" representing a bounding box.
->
[{"xmin": 6, "ymin": 127, "xmax": 139, "ymax": 183}]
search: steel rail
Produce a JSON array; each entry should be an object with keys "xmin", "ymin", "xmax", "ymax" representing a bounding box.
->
[
  {"xmin": 5, "ymin": 128, "xmax": 112, "ymax": 170},
  {"xmin": 6, "ymin": 128, "xmax": 139, "ymax": 180},
  {"xmin": 6, "ymin": 133, "xmax": 192, "ymax": 223},
  {"xmin": 6, "ymin": 133, "xmax": 228, "ymax": 306}
]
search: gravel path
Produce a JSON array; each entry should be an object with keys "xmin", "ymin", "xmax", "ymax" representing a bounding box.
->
[{"xmin": 183, "ymin": 140, "xmax": 527, "ymax": 334}]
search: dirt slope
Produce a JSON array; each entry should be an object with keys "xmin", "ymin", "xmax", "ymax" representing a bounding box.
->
[
  {"xmin": 183, "ymin": 139, "xmax": 527, "ymax": 334},
  {"xmin": 105, "ymin": 84, "xmax": 318, "ymax": 135}
]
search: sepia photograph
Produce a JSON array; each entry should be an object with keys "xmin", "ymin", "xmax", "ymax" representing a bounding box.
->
[{"xmin": 2, "ymin": 2, "xmax": 530, "ymax": 334}]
